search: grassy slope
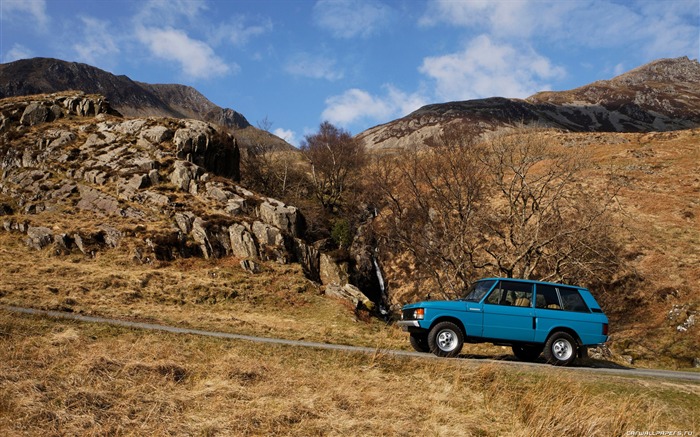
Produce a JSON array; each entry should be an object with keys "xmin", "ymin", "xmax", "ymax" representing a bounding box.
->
[
  {"xmin": 1, "ymin": 312, "xmax": 697, "ymax": 436},
  {"xmin": 0, "ymin": 125, "xmax": 698, "ymax": 434}
]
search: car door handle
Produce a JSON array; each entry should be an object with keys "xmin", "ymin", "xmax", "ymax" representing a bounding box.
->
[
  {"xmin": 532, "ymin": 317, "xmax": 537, "ymax": 330},
  {"xmin": 469, "ymin": 308, "xmax": 481, "ymax": 312}
]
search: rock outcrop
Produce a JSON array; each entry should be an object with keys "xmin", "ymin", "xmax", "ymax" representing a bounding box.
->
[
  {"xmin": 0, "ymin": 92, "xmax": 391, "ymax": 311},
  {"xmin": 0, "ymin": 92, "xmax": 303, "ymax": 269}
]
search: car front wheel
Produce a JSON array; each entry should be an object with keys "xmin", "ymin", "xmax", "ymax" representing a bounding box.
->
[
  {"xmin": 543, "ymin": 332, "xmax": 578, "ymax": 366},
  {"xmin": 409, "ymin": 333, "xmax": 430, "ymax": 353},
  {"xmin": 428, "ymin": 321, "xmax": 464, "ymax": 358}
]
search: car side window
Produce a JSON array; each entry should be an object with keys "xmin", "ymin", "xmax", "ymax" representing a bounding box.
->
[
  {"xmin": 559, "ymin": 287, "xmax": 590, "ymax": 312},
  {"xmin": 485, "ymin": 281, "xmax": 533, "ymax": 307},
  {"xmin": 535, "ymin": 284, "xmax": 561, "ymax": 310}
]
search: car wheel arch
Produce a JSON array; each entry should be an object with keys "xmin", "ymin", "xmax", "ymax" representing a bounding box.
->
[
  {"xmin": 429, "ymin": 316, "xmax": 467, "ymax": 338},
  {"xmin": 544, "ymin": 326, "xmax": 582, "ymax": 346}
]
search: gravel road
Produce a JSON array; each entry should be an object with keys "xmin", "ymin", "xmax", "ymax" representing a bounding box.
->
[{"xmin": 4, "ymin": 305, "xmax": 699, "ymax": 382}]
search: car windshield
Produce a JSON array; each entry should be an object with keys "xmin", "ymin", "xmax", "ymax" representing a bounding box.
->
[{"xmin": 461, "ymin": 280, "xmax": 496, "ymax": 302}]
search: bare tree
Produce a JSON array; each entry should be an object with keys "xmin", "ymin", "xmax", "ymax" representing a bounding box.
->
[
  {"xmin": 368, "ymin": 124, "xmax": 488, "ymax": 297},
  {"xmin": 370, "ymin": 124, "xmax": 622, "ymax": 299},
  {"xmin": 300, "ymin": 121, "xmax": 366, "ymax": 211},
  {"xmin": 474, "ymin": 128, "xmax": 621, "ymax": 283}
]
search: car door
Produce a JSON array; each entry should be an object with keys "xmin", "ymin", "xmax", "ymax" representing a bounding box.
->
[{"xmin": 481, "ymin": 280, "xmax": 535, "ymax": 342}]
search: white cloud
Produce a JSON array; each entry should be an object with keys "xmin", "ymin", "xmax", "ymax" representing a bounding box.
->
[
  {"xmin": 136, "ymin": 27, "xmax": 233, "ymax": 79},
  {"xmin": 285, "ymin": 53, "xmax": 343, "ymax": 81},
  {"xmin": 273, "ymin": 128, "xmax": 298, "ymax": 147},
  {"xmin": 419, "ymin": 0, "xmax": 551, "ymax": 38},
  {"xmin": 4, "ymin": 44, "xmax": 33, "ymax": 62},
  {"xmin": 212, "ymin": 16, "xmax": 273, "ymax": 47},
  {"xmin": 322, "ymin": 85, "xmax": 427, "ymax": 127},
  {"xmin": 0, "ymin": 0, "xmax": 48, "ymax": 28},
  {"xmin": 134, "ymin": 0, "xmax": 207, "ymax": 27},
  {"xmin": 313, "ymin": 0, "xmax": 392, "ymax": 39},
  {"xmin": 419, "ymin": 35, "xmax": 565, "ymax": 101},
  {"xmin": 73, "ymin": 16, "xmax": 120, "ymax": 66},
  {"xmin": 420, "ymin": 0, "xmax": 699, "ymax": 59}
]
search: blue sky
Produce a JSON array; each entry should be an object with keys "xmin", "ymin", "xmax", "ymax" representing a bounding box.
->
[{"xmin": 1, "ymin": 0, "xmax": 699, "ymax": 146}]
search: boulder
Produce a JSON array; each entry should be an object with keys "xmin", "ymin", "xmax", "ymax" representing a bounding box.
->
[
  {"xmin": 252, "ymin": 221, "xmax": 285, "ymax": 247},
  {"xmin": 20, "ymin": 102, "xmax": 52, "ymax": 126},
  {"xmin": 26, "ymin": 226, "xmax": 53, "ymax": 249},
  {"xmin": 141, "ymin": 125, "xmax": 173, "ymax": 144},
  {"xmin": 258, "ymin": 200, "xmax": 302, "ymax": 237},
  {"xmin": 169, "ymin": 160, "xmax": 202, "ymax": 192},
  {"xmin": 319, "ymin": 252, "xmax": 349, "ymax": 286},
  {"xmin": 191, "ymin": 217, "xmax": 231, "ymax": 259},
  {"xmin": 229, "ymin": 222, "xmax": 259, "ymax": 259},
  {"xmin": 324, "ymin": 283, "xmax": 374, "ymax": 310},
  {"xmin": 292, "ymin": 238, "xmax": 321, "ymax": 282}
]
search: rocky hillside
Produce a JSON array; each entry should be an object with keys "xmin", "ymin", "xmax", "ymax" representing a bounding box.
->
[
  {"xmin": 0, "ymin": 58, "xmax": 292, "ymax": 151},
  {"xmin": 358, "ymin": 57, "xmax": 700, "ymax": 151},
  {"xmin": 0, "ymin": 92, "xmax": 373, "ymax": 310}
]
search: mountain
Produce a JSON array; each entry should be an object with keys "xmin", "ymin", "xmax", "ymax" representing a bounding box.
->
[
  {"xmin": 0, "ymin": 58, "xmax": 250, "ymax": 128},
  {"xmin": 357, "ymin": 57, "xmax": 700, "ymax": 151}
]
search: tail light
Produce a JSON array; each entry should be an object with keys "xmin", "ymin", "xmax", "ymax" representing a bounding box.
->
[{"xmin": 602, "ymin": 323, "xmax": 609, "ymax": 336}]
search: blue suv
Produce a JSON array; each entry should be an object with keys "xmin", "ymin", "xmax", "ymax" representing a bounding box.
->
[{"xmin": 398, "ymin": 278, "xmax": 609, "ymax": 366}]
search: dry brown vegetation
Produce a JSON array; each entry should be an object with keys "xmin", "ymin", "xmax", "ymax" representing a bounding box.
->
[
  {"xmin": 1, "ymin": 311, "xmax": 697, "ymax": 436},
  {"xmin": 371, "ymin": 127, "xmax": 700, "ymax": 368},
  {"xmin": 0, "ymin": 231, "xmax": 399, "ymax": 350}
]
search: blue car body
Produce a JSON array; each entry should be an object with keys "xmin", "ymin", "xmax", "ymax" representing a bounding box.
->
[{"xmin": 398, "ymin": 278, "xmax": 609, "ymax": 364}]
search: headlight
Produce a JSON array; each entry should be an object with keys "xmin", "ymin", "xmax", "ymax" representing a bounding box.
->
[{"xmin": 413, "ymin": 308, "xmax": 425, "ymax": 320}]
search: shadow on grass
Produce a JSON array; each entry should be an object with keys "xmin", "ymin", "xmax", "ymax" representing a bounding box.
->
[{"xmin": 456, "ymin": 352, "xmax": 632, "ymax": 370}]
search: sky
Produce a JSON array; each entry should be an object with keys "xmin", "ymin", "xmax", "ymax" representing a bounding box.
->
[{"xmin": 1, "ymin": 0, "xmax": 699, "ymax": 146}]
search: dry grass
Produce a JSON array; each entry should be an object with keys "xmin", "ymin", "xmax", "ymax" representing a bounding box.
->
[
  {"xmin": 0, "ymin": 231, "xmax": 404, "ymax": 350},
  {"xmin": 1, "ymin": 311, "xmax": 697, "ymax": 436}
]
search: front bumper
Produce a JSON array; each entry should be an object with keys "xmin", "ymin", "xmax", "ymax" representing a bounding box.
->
[{"xmin": 397, "ymin": 320, "xmax": 421, "ymax": 330}]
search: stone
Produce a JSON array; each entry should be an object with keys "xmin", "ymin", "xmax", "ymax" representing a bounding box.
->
[
  {"xmin": 77, "ymin": 185, "xmax": 121, "ymax": 215},
  {"xmin": 141, "ymin": 125, "xmax": 173, "ymax": 144},
  {"xmin": 293, "ymin": 238, "xmax": 321, "ymax": 282},
  {"xmin": 174, "ymin": 212, "xmax": 195, "ymax": 234},
  {"xmin": 240, "ymin": 259, "xmax": 261, "ymax": 274},
  {"xmin": 258, "ymin": 199, "xmax": 302, "ymax": 237},
  {"xmin": 192, "ymin": 217, "xmax": 214, "ymax": 259},
  {"xmin": 324, "ymin": 283, "xmax": 374, "ymax": 310},
  {"xmin": 170, "ymin": 161, "xmax": 202, "ymax": 192},
  {"xmin": 20, "ymin": 102, "xmax": 52, "ymax": 126},
  {"xmin": 252, "ymin": 221, "xmax": 285, "ymax": 247},
  {"xmin": 319, "ymin": 252, "xmax": 349, "ymax": 286},
  {"xmin": 26, "ymin": 226, "xmax": 53, "ymax": 249},
  {"xmin": 229, "ymin": 222, "xmax": 259, "ymax": 259}
]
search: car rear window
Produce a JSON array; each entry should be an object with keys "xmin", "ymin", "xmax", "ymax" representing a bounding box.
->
[{"xmin": 559, "ymin": 287, "xmax": 590, "ymax": 313}]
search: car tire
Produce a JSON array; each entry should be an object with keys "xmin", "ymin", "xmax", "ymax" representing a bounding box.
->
[
  {"xmin": 543, "ymin": 331, "xmax": 578, "ymax": 366},
  {"xmin": 427, "ymin": 321, "xmax": 464, "ymax": 357},
  {"xmin": 512, "ymin": 344, "xmax": 543, "ymax": 362},
  {"xmin": 409, "ymin": 333, "xmax": 430, "ymax": 353}
]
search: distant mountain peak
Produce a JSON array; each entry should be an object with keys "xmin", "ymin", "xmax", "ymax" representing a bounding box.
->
[{"xmin": 358, "ymin": 57, "xmax": 700, "ymax": 151}]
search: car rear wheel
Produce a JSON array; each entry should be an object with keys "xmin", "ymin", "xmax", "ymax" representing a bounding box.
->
[
  {"xmin": 512, "ymin": 344, "xmax": 543, "ymax": 362},
  {"xmin": 409, "ymin": 333, "xmax": 430, "ymax": 353},
  {"xmin": 543, "ymin": 332, "xmax": 578, "ymax": 366},
  {"xmin": 428, "ymin": 321, "xmax": 464, "ymax": 358}
]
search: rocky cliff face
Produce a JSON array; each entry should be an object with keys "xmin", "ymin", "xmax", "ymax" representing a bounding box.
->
[{"xmin": 358, "ymin": 57, "xmax": 700, "ymax": 151}]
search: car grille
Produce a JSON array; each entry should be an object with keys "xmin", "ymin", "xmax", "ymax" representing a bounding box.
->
[{"xmin": 402, "ymin": 308, "xmax": 416, "ymax": 320}]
